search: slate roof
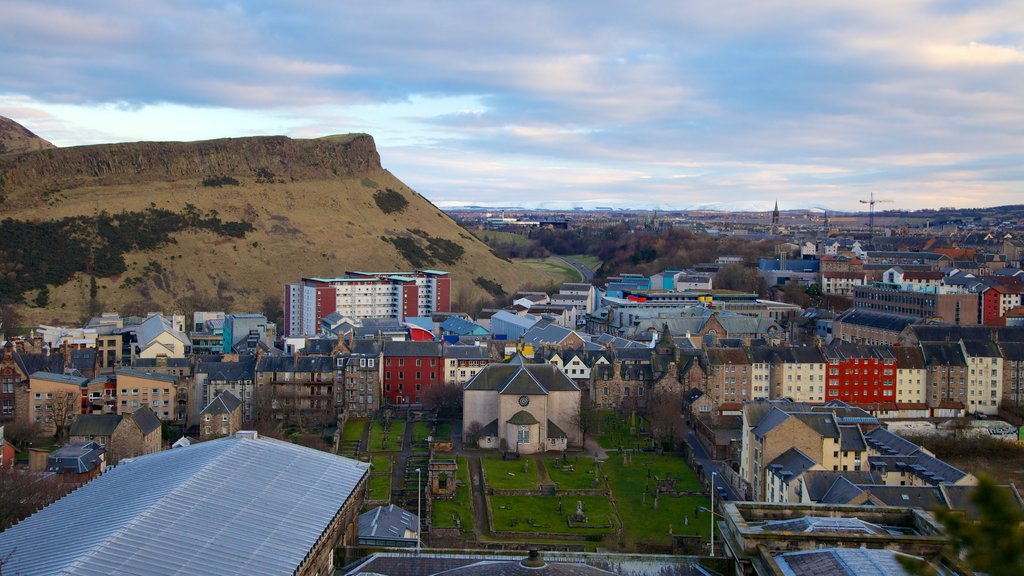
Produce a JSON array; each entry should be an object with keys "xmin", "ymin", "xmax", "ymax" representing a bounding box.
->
[
  {"xmin": 547, "ymin": 420, "xmax": 567, "ymax": 439},
  {"xmin": 800, "ymin": 471, "xmax": 882, "ymax": 501},
  {"xmin": 864, "ymin": 427, "xmax": 921, "ymax": 456},
  {"xmin": 30, "ymin": 371, "xmax": 89, "ymax": 386},
  {"xmin": 70, "ymin": 414, "xmax": 122, "ymax": 438},
  {"xmin": 384, "ymin": 340, "xmax": 443, "ymax": 357},
  {"xmin": 46, "ymin": 440, "xmax": 105, "ymax": 474},
  {"xmin": 821, "ymin": 343, "xmax": 895, "ymax": 362},
  {"xmin": 920, "ymin": 342, "xmax": 967, "ymax": 367},
  {"xmin": 116, "ymin": 368, "xmax": 179, "ymax": 384},
  {"xmin": 132, "ymin": 357, "xmax": 191, "ymax": 369},
  {"xmin": 480, "ymin": 419, "xmax": 499, "ymax": 437},
  {"xmin": 128, "ymin": 406, "xmax": 162, "ymax": 436},
  {"xmin": 440, "ymin": 316, "xmax": 489, "ymax": 336},
  {"xmin": 767, "ymin": 447, "xmax": 816, "ymax": 480},
  {"xmin": 464, "ymin": 364, "xmax": 579, "ymax": 394},
  {"xmin": 839, "ymin": 426, "xmax": 866, "ymax": 452},
  {"xmin": 256, "ymin": 355, "xmax": 335, "ymax": 373},
  {"xmin": 196, "ymin": 355, "xmax": 256, "ymax": 381},
  {"xmin": 523, "ymin": 324, "xmax": 586, "ymax": 349},
  {"xmin": 0, "ymin": 433, "xmax": 369, "ymax": 576},
  {"xmin": 891, "ymin": 346, "xmax": 925, "ymax": 369},
  {"xmin": 201, "ymin": 390, "xmax": 242, "ymax": 416},
  {"xmin": 358, "ymin": 504, "xmax": 418, "ymax": 542},
  {"xmin": 833, "ymin": 308, "xmax": 919, "ymax": 332},
  {"xmin": 15, "ymin": 352, "xmax": 65, "ymax": 378},
  {"xmin": 819, "ymin": 476, "xmax": 869, "ymax": 505},
  {"xmin": 962, "ymin": 339, "xmax": 1001, "ymax": 358},
  {"xmin": 507, "ymin": 410, "xmax": 540, "ymax": 425},
  {"xmin": 775, "ymin": 548, "xmax": 928, "ymax": 576},
  {"xmin": 444, "ymin": 344, "xmax": 490, "ymax": 360}
]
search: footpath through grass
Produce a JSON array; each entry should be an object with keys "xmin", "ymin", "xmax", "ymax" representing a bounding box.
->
[
  {"xmin": 482, "ymin": 455, "xmax": 541, "ymax": 490},
  {"xmin": 431, "ymin": 456, "xmax": 474, "ymax": 533},
  {"xmin": 604, "ymin": 452, "xmax": 709, "ymax": 547}
]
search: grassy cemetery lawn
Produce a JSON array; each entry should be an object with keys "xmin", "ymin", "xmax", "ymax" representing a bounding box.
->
[
  {"xmin": 596, "ymin": 412, "xmax": 653, "ymax": 451},
  {"xmin": 481, "ymin": 455, "xmax": 541, "ymax": 490},
  {"xmin": 412, "ymin": 421, "xmax": 432, "ymax": 452},
  {"xmin": 604, "ymin": 452, "xmax": 709, "ymax": 546},
  {"xmin": 370, "ymin": 456, "xmax": 392, "ymax": 474},
  {"xmin": 435, "ymin": 421, "xmax": 452, "ymax": 440},
  {"xmin": 545, "ymin": 457, "xmax": 600, "ymax": 490},
  {"xmin": 367, "ymin": 472, "xmax": 391, "ymax": 501},
  {"xmin": 431, "ymin": 456, "xmax": 474, "ymax": 533},
  {"xmin": 368, "ymin": 420, "xmax": 406, "ymax": 451},
  {"xmin": 342, "ymin": 418, "xmax": 366, "ymax": 442},
  {"xmin": 490, "ymin": 495, "xmax": 616, "ymax": 535}
]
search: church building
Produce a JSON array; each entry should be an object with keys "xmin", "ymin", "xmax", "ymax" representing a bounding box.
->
[{"xmin": 462, "ymin": 363, "xmax": 581, "ymax": 453}]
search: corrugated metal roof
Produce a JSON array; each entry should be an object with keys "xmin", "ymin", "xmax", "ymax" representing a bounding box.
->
[{"xmin": 0, "ymin": 434, "xmax": 369, "ymax": 576}]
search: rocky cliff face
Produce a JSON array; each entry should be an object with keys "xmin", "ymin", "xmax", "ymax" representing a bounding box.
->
[
  {"xmin": 0, "ymin": 116, "xmax": 56, "ymax": 155},
  {"xmin": 0, "ymin": 132, "xmax": 380, "ymax": 199}
]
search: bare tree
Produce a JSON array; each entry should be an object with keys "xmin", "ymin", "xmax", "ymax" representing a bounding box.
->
[
  {"xmin": 422, "ymin": 382, "xmax": 463, "ymax": 418},
  {"xmin": 465, "ymin": 420, "xmax": 483, "ymax": 446},
  {"xmin": 2, "ymin": 420, "xmax": 43, "ymax": 450},
  {"xmin": 569, "ymin": 396, "xmax": 599, "ymax": 445},
  {"xmin": 649, "ymin": 390, "xmax": 684, "ymax": 450},
  {"xmin": 46, "ymin": 391, "xmax": 78, "ymax": 442},
  {"xmin": 0, "ymin": 467, "xmax": 70, "ymax": 530}
]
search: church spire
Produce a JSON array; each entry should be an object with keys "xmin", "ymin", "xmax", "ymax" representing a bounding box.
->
[{"xmin": 772, "ymin": 200, "xmax": 780, "ymax": 227}]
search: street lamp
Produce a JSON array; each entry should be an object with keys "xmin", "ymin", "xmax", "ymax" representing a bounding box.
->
[
  {"xmin": 710, "ymin": 471, "xmax": 717, "ymax": 556},
  {"xmin": 415, "ymin": 468, "xmax": 422, "ymax": 552}
]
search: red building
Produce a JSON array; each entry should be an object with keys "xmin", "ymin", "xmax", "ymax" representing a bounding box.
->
[
  {"xmin": 981, "ymin": 282, "xmax": 1023, "ymax": 326},
  {"xmin": 284, "ymin": 270, "xmax": 451, "ymax": 337},
  {"xmin": 382, "ymin": 340, "xmax": 444, "ymax": 406},
  {"xmin": 823, "ymin": 343, "xmax": 896, "ymax": 404}
]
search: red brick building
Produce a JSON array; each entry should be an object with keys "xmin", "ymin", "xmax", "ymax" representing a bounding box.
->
[
  {"xmin": 823, "ymin": 343, "xmax": 896, "ymax": 404},
  {"xmin": 382, "ymin": 341, "xmax": 443, "ymax": 406}
]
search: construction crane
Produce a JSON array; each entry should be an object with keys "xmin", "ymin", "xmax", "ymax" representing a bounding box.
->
[{"xmin": 860, "ymin": 192, "xmax": 893, "ymax": 238}]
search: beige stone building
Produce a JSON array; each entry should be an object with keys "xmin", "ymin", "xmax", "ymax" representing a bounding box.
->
[
  {"xmin": 115, "ymin": 369, "xmax": 179, "ymax": 421},
  {"xmin": 200, "ymin": 390, "xmax": 243, "ymax": 439},
  {"xmin": 463, "ymin": 363, "xmax": 581, "ymax": 453},
  {"xmin": 893, "ymin": 345, "xmax": 927, "ymax": 404},
  {"xmin": 19, "ymin": 372, "xmax": 87, "ymax": 436},
  {"xmin": 962, "ymin": 340, "xmax": 1002, "ymax": 415},
  {"xmin": 108, "ymin": 406, "xmax": 163, "ymax": 464}
]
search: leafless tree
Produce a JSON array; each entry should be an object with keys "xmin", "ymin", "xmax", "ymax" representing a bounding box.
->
[
  {"xmin": 2, "ymin": 420, "xmax": 43, "ymax": 450},
  {"xmin": 569, "ymin": 396, "xmax": 599, "ymax": 445},
  {"xmin": 46, "ymin": 391, "xmax": 78, "ymax": 442},
  {"xmin": 422, "ymin": 382, "xmax": 463, "ymax": 418},
  {"xmin": 465, "ymin": 420, "xmax": 483, "ymax": 446},
  {"xmin": 0, "ymin": 467, "xmax": 70, "ymax": 530},
  {"xmin": 648, "ymin": 390, "xmax": 685, "ymax": 450}
]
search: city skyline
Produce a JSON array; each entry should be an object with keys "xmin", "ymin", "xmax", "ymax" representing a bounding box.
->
[{"xmin": 1, "ymin": 1, "xmax": 1022, "ymax": 211}]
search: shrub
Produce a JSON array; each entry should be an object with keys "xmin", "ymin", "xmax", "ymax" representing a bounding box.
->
[
  {"xmin": 474, "ymin": 277, "xmax": 506, "ymax": 296},
  {"xmin": 201, "ymin": 175, "xmax": 240, "ymax": 187},
  {"xmin": 373, "ymin": 189, "xmax": 409, "ymax": 214}
]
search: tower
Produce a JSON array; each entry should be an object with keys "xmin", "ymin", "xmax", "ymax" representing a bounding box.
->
[{"xmin": 772, "ymin": 200, "xmax": 780, "ymax": 229}]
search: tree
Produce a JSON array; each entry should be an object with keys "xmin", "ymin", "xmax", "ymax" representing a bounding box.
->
[
  {"xmin": 0, "ymin": 467, "xmax": 70, "ymax": 530},
  {"xmin": 465, "ymin": 420, "xmax": 483, "ymax": 446},
  {"xmin": 713, "ymin": 264, "xmax": 765, "ymax": 295},
  {"xmin": 0, "ymin": 305, "xmax": 22, "ymax": 340},
  {"xmin": 2, "ymin": 420, "xmax": 43, "ymax": 450},
  {"xmin": 569, "ymin": 396, "xmax": 599, "ymax": 446},
  {"xmin": 422, "ymin": 382, "xmax": 463, "ymax": 418},
  {"xmin": 47, "ymin": 391, "xmax": 78, "ymax": 442},
  {"xmin": 648, "ymin": 390, "xmax": 685, "ymax": 450},
  {"xmin": 902, "ymin": 474, "xmax": 1024, "ymax": 576}
]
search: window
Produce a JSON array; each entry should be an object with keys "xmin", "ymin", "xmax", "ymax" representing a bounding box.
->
[
  {"xmin": 517, "ymin": 426, "xmax": 530, "ymax": 444},
  {"xmin": 204, "ymin": 414, "xmax": 211, "ymax": 422},
  {"xmin": 222, "ymin": 414, "xmax": 228, "ymax": 421}
]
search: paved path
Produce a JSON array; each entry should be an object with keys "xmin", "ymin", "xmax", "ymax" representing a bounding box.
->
[
  {"xmin": 557, "ymin": 256, "xmax": 595, "ymax": 282},
  {"xmin": 685, "ymin": 429, "xmax": 739, "ymax": 501},
  {"xmin": 467, "ymin": 455, "xmax": 491, "ymax": 538}
]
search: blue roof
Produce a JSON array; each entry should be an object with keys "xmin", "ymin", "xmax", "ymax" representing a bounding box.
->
[{"xmin": 0, "ymin": 434, "xmax": 369, "ymax": 576}]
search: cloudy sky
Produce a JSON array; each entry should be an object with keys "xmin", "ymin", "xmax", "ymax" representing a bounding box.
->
[{"xmin": 1, "ymin": 1, "xmax": 1022, "ymax": 211}]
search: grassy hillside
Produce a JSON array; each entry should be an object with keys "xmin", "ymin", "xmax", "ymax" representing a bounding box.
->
[{"xmin": 0, "ymin": 133, "xmax": 554, "ymax": 324}]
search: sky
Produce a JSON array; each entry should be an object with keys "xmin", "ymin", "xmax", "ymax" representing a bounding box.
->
[{"xmin": 1, "ymin": 1, "xmax": 1022, "ymax": 212}]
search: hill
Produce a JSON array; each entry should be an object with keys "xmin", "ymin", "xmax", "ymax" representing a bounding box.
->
[
  {"xmin": 0, "ymin": 115, "xmax": 55, "ymax": 154},
  {"xmin": 0, "ymin": 122, "xmax": 550, "ymax": 325}
]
